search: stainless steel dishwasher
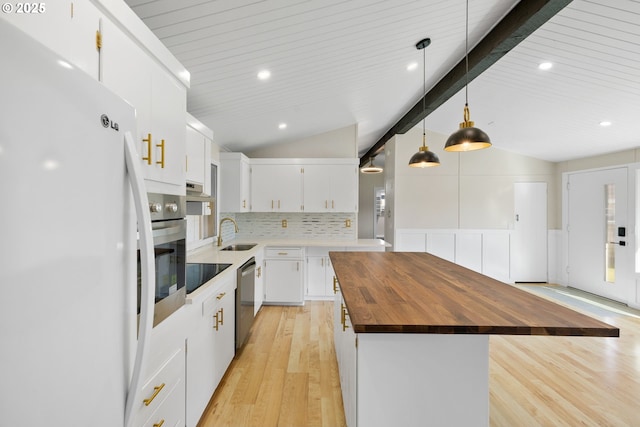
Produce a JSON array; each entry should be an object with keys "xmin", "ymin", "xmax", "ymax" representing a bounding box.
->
[{"xmin": 236, "ymin": 257, "xmax": 256, "ymax": 351}]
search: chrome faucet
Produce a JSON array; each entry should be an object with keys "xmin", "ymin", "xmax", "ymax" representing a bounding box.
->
[{"xmin": 217, "ymin": 217, "xmax": 239, "ymax": 246}]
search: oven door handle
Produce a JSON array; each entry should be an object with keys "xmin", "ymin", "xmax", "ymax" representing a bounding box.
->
[{"xmin": 124, "ymin": 131, "xmax": 155, "ymax": 427}]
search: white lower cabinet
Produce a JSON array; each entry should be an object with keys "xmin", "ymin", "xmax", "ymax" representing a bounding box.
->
[
  {"xmin": 334, "ymin": 290, "xmax": 357, "ymax": 427},
  {"xmin": 263, "ymin": 247, "xmax": 304, "ymax": 305},
  {"xmin": 186, "ymin": 275, "xmax": 236, "ymax": 427},
  {"xmin": 306, "ymin": 247, "xmax": 344, "ymax": 299}
]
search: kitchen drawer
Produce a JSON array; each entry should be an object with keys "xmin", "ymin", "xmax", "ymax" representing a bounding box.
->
[
  {"xmin": 201, "ymin": 278, "xmax": 235, "ymax": 316},
  {"xmin": 265, "ymin": 247, "xmax": 304, "ymax": 259},
  {"xmin": 137, "ymin": 348, "xmax": 184, "ymax": 423},
  {"xmin": 142, "ymin": 375, "xmax": 184, "ymax": 427}
]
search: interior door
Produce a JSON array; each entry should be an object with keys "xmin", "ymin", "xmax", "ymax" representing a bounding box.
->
[
  {"xmin": 567, "ymin": 167, "xmax": 631, "ymax": 302},
  {"xmin": 512, "ymin": 182, "xmax": 548, "ymax": 282}
]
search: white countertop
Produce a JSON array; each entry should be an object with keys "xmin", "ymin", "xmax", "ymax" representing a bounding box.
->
[{"xmin": 185, "ymin": 238, "xmax": 388, "ymax": 302}]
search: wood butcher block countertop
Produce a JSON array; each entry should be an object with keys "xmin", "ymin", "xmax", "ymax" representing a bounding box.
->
[{"xmin": 329, "ymin": 251, "xmax": 619, "ymax": 337}]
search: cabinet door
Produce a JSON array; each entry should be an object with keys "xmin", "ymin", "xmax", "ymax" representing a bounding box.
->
[
  {"xmin": 329, "ymin": 165, "xmax": 358, "ymax": 212},
  {"xmin": 149, "ymin": 65, "xmax": 186, "ymax": 189},
  {"xmin": 220, "ymin": 155, "xmax": 250, "ymax": 212},
  {"xmin": 264, "ymin": 259, "xmax": 303, "ymax": 303},
  {"xmin": 306, "ymin": 256, "xmax": 326, "ymax": 298},
  {"xmin": 251, "ymin": 164, "xmax": 302, "ymax": 212},
  {"xmin": 213, "ymin": 288, "xmax": 236, "ymax": 386},
  {"xmin": 186, "ymin": 126, "xmax": 205, "ymax": 185},
  {"xmin": 303, "ymin": 165, "xmax": 332, "ymax": 212}
]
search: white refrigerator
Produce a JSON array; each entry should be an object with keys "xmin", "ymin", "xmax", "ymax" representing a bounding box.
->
[{"xmin": 0, "ymin": 21, "xmax": 155, "ymax": 427}]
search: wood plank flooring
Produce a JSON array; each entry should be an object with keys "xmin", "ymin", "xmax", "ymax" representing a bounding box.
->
[{"xmin": 198, "ymin": 289, "xmax": 640, "ymax": 427}]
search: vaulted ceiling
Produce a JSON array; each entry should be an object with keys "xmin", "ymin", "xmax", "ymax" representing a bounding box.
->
[{"xmin": 125, "ymin": 0, "xmax": 640, "ymax": 163}]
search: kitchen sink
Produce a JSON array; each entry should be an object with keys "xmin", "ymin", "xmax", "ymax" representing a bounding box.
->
[{"xmin": 220, "ymin": 243, "xmax": 257, "ymax": 251}]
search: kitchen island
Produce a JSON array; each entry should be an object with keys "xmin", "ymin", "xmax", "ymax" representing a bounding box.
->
[{"xmin": 329, "ymin": 251, "xmax": 619, "ymax": 427}]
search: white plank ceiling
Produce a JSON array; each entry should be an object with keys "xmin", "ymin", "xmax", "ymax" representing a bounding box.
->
[{"xmin": 125, "ymin": 0, "xmax": 640, "ymax": 163}]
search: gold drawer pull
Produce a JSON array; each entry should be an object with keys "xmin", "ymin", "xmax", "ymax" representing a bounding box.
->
[
  {"xmin": 142, "ymin": 133, "xmax": 152, "ymax": 165},
  {"xmin": 278, "ymin": 252, "xmax": 288, "ymax": 256},
  {"xmin": 153, "ymin": 420, "xmax": 165, "ymax": 427},
  {"xmin": 333, "ymin": 277, "xmax": 338, "ymax": 294},
  {"xmin": 216, "ymin": 292, "xmax": 226, "ymax": 300},
  {"xmin": 219, "ymin": 307, "xmax": 224, "ymax": 325},
  {"xmin": 213, "ymin": 312, "xmax": 220, "ymax": 330},
  {"xmin": 143, "ymin": 383, "xmax": 165, "ymax": 406},
  {"xmin": 156, "ymin": 139, "xmax": 165, "ymax": 168}
]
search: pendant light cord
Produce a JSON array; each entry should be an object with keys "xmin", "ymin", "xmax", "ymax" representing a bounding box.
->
[
  {"xmin": 464, "ymin": 0, "xmax": 469, "ymax": 107},
  {"xmin": 422, "ymin": 39, "xmax": 427, "ymax": 147}
]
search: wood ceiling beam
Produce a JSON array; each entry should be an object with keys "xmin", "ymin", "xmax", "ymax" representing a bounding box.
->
[{"xmin": 359, "ymin": 0, "xmax": 573, "ymax": 167}]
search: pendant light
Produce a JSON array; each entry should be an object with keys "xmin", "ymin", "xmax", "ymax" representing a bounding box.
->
[
  {"xmin": 409, "ymin": 38, "xmax": 440, "ymax": 168},
  {"xmin": 444, "ymin": 0, "xmax": 491, "ymax": 152},
  {"xmin": 360, "ymin": 155, "xmax": 383, "ymax": 174}
]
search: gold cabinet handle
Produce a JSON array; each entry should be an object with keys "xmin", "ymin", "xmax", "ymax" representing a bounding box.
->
[
  {"xmin": 213, "ymin": 312, "xmax": 220, "ymax": 330},
  {"xmin": 332, "ymin": 200, "xmax": 335, "ymax": 209},
  {"xmin": 156, "ymin": 139, "xmax": 165, "ymax": 168},
  {"xmin": 341, "ymin": 303, "xmax": 349, "ymax": 332},
  {"xmin": 278, "ymin": 200, "xmax": 281, "ymax": 209},
  {"xmin": 242, "ymin": 200, "xmax": 246, "ymax": 208},
  {"xmin": 216, "ymin": 292, "xmax": 226, "ymax": 300},
  {"xmin": 219, "ymin": 307, "xmax": 224, "ymax": 325},
  {"xmin": 143, "ymin": 383, "xmax": 165, "ymax": 406},
  {"xmin": 153, "ymin": 420, "xmax": 165, "ymax": 427},
  {"xmin": 333, "ymin": 276, "xmax": 338, "ymax": 294},
  {"xmin": 142, "ymin": 133, "xmax": 152, "ymax": 165},
  {"xmin": 271, "ymin": 200, "xmax": 274, "ymax": 209},
  {"xmin": 256, "ymin": 266, "xmax": 262, "ymax": 278},
  {"xmin": 325, "ymin": 200, "xmax": 328, "ymax": 209}
]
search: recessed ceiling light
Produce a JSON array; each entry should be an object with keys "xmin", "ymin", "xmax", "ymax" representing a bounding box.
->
[
  {"xmin": 599, "ymin": 121, "xmax": 612, "ymax": 127},
  {"xmin": 538, "ymin": 62, "xmax": 553, "ymax": 70},
  {"xmin": 406, "ymin": 62, "xmax": 418, "ymax": 71},
  {"xmin": 257, "ymin": 70, "xmax": 271, "ymax": 80},
  {"xmin": 278, "ymin": 123, "xmax": 287, "ymax": 129}
]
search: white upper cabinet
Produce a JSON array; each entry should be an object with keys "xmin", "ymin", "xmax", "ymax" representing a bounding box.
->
[
  {"xmin": 251, "ymin": 163, "xmax": 303, "ymax": 212},
  {"xmin": 2, "ymin": 1, "xmax": 101, "ymax": 80},
  {"xmin": 101, "ymin": 18, "xmax": 187, "ymax": 194},
  {"xmin": 186, "ymin": 115, "xmax": 213, "ymax": 193},
  {"xmin": 303, "ymin": 164, "xmax": 358, "ymax": 212},
  {"xmin": 220, "ymin": 153, "xmax": 251, "ymax": 212}
]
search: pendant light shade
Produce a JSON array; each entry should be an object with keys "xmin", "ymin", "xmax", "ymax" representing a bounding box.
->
[
  {"xmin": 444, "ymin": 104, "xmax": 491, "ymax": 152},
  {"xmin": 408, "ymin": 37, "xmax": 440, "ymax": 168},
  {"xmin": 445, "ymin": 0, "xmax": 491, "ymax": 153},
  {"xmin": 360, "ymin": 156, "xmax": 383, "ymax": 174}
]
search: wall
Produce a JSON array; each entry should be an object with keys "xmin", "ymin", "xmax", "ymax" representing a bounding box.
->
[
  {"xmin": 246, "ymin": 124, "xmax": 358, "ymax": 158},
  {"xmin": 386, "ymin": 126, "xmax": 557, "ymax": 239}
]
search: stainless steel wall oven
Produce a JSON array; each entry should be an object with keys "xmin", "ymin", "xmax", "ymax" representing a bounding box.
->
[{"xmin": 137, "ymin": 193, "xmax": 187, "ymax": 327}]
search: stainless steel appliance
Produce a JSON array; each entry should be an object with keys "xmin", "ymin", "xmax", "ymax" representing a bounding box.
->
[
  {"xmin": 236, "ymin": 258, "xmax": 256, "ymax": 350},
  {"xmin": 138, "ymin": 192, "xmax": 187, "ymax": 327}
]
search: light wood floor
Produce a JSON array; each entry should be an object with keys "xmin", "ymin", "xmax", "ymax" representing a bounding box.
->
[{"xmin": 198, "ymin": 290, "xmax": 640, "ymax": 427}]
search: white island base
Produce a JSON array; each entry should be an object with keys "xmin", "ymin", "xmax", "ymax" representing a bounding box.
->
[{"xmin": 336, "ymin": 324, "xmax": 490, "ymax": 427}]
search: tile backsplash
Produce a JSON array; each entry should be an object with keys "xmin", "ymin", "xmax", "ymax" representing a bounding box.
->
[{"xmin": 219, "ymin": 212, "xmax": 357, "ymax": 242}]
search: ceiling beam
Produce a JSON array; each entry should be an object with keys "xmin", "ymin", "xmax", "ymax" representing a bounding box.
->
[{"xmin": 359, "ymin": 0, "xmax": 573, "ymax": 167}]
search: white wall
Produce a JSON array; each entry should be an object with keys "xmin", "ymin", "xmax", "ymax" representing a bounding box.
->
[
  {"xmin": 387, "ymin": 126, "xmax": 557, "ymax": 233},
  {"xmin": 246, "ymin": 124, "xmax": 357, "ymax": 158}
]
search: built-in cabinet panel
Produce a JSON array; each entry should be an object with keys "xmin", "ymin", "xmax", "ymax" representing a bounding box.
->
[
  {"xmin": 186, "ymin": 275, "xmax": 236, "ymax": 427},
  {"xmin": 2, "ymin": 1, "xmax": 113, "ymax": 80},
  {"xmin": 251, "ymin": 164, "xmax": 303, "ymax": 212},
  {"xmin": 254, "ymin": 248, "xmax": 265, "ymax": 314},
  {"xmin": 220, "ymin": 153, "xmax": 251, "ymax": 212},
  {"xmin": 303, "ymin": 164, "xmax": 358, "ymax": 212},
  {"xmin": 101, "ymin": 18, "xmax": 187, "ymax": 194},
  {"xmin": 396, "ymin": 229, "xmax": 512, "ymax": 283},
  {"xmin": 263, "ymin": 247, "xmax": 305, "ymax": 304},
  {"xmin": 219, "ymin": 156, "xmax": 358, "ymax": 213},
  {"xmin": 306, "ymin": 247, "xmax": 344, "ymax": 299},
  {"xmin": 334, "ymin": 291, "xmax": 357, "ymax": 427}
]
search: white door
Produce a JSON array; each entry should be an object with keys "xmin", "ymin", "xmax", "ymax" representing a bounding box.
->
[
  {"xmin": 567, "ymin": 168, "xmax": 632, "ymax": 303},
  {"xmin": 512, "ymin": 182, "xmax": 548, "ymax": 282}
]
